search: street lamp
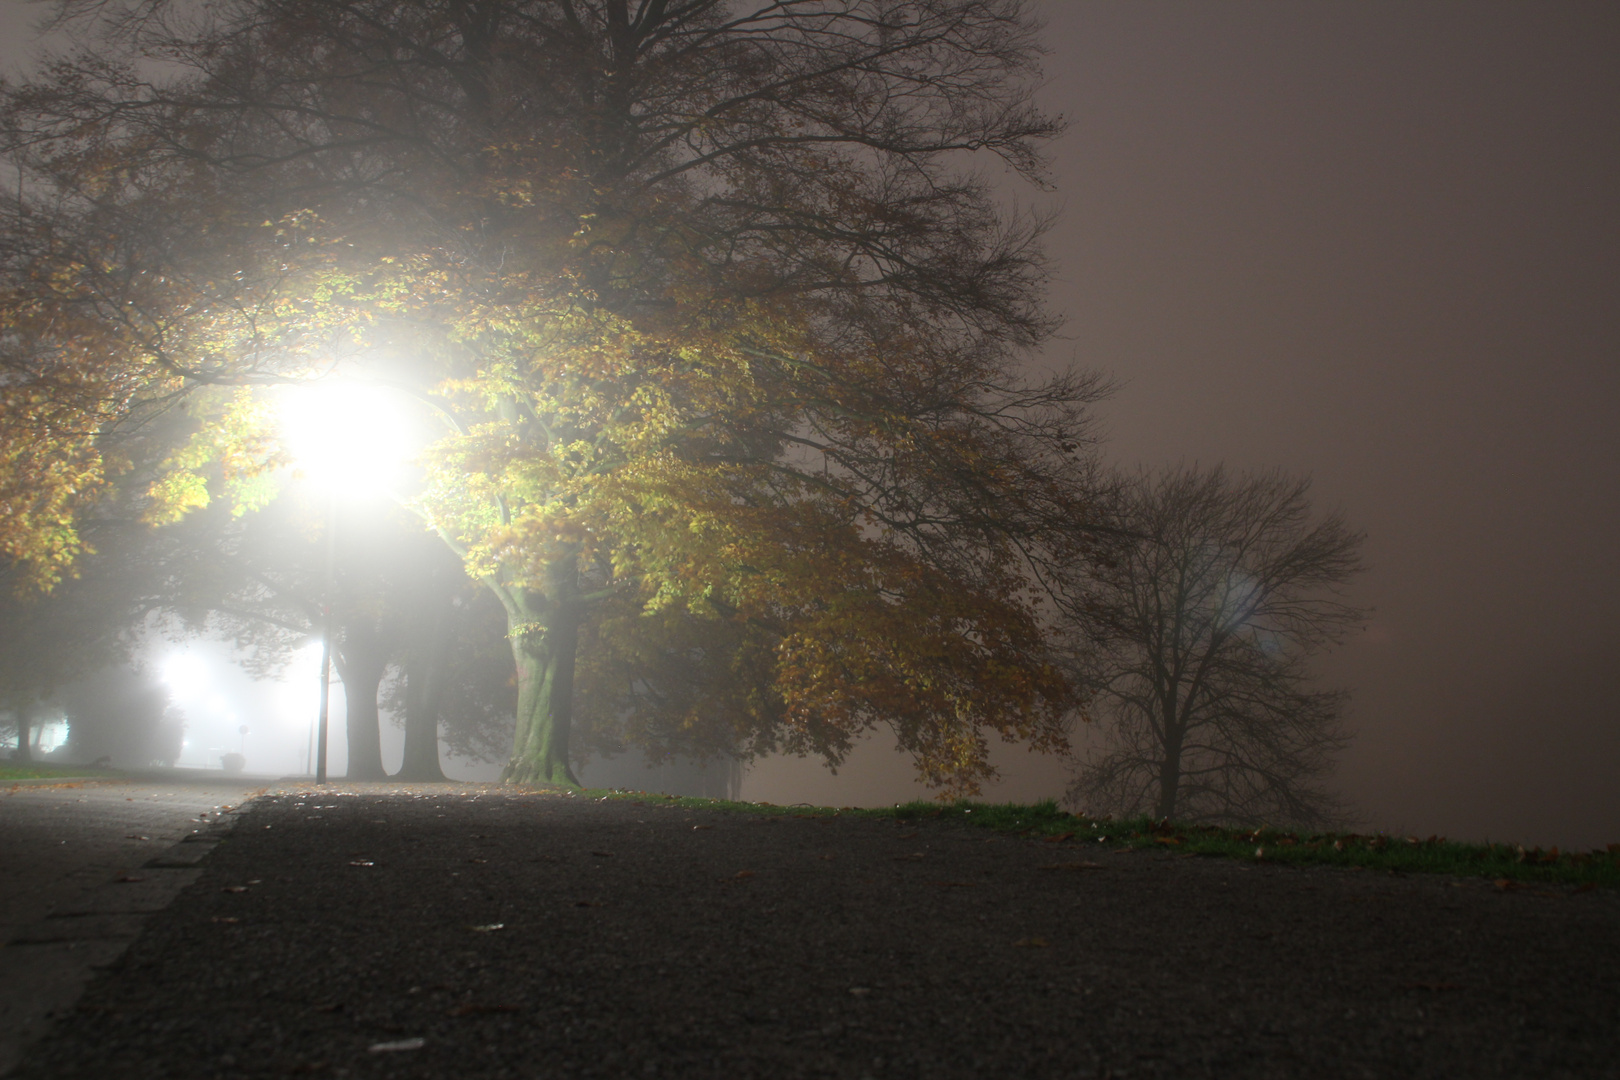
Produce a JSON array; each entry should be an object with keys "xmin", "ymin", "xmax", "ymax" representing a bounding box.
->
[{"xmin": 276, "ymin": 381, "xmax": 415, "ymax": 784}]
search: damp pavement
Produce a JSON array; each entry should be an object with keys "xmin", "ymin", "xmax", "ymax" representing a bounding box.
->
[{"xmin": 5, "ymin": 782, "xmax": 1619, "ymax": 1079}]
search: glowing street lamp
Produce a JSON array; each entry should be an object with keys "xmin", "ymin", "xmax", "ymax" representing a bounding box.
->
[
  {"xmin": 277, "ymin": 382, "xmax": 415, "ymax": 496},
  {"xmin": 276, "ymin": 381, "xmax": 418, "ymax": 783}
]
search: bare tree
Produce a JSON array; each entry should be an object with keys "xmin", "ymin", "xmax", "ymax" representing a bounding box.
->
[{"xmin": 1058, "ymin": 466, "xmax": 1365, "ymax": 829}]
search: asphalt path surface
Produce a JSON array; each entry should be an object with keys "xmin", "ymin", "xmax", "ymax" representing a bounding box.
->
[
  {"xmin": 9, "ymin": 784, "xmax": 1620, "ymax": 1079},
  {"xmin": 0, "ymin": 774, "xmax": 260, "ymax": 938},
  {"xmin": 0, "ymin": 774, "xmax": 264, "ymax": 1073}
]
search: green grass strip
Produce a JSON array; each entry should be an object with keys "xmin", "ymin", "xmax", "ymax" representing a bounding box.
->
[
  {"xmin": 0, "ymin": 761, "xmax": 120, "ymax": 781},
  {"xmin": 581, "ymin": 788, "xmax": 1620, "ymax": 889}
]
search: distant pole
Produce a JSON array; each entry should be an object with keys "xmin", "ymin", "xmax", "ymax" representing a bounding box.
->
[{"xmin": 314, "ymin": 495, "xmax": 337, "ymax": 784}]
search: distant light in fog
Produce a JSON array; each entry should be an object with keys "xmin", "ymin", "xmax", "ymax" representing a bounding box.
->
[
  {"xmin": 162, "ymin": 653, "xmax": 209, "ymax": 699},
  {"xmin": 150, "ymin": 639, "xmax": 335, "ymax": 776}
]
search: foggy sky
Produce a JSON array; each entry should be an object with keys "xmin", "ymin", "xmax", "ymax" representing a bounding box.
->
[
  {"xmin": 748, "ymin": 1, "xmax": 1620, "ymax": 848},
  {"xmin": 4, "ymin": 3, "xmax": 1617, "ymax": 847},
  {"xmin": 1030, "ymin": 1, "xmax": 1620, "ymax": 847}
]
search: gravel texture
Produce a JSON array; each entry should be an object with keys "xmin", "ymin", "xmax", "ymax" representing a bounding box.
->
[{"xmin": 11, "ymin": 784, "xmax": 1620, "ymax": 1079}]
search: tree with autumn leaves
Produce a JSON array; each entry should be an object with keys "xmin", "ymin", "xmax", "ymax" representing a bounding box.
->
[{"xmin": 0, "ymin": 0, "xmax": 1105, "ymax": 793}]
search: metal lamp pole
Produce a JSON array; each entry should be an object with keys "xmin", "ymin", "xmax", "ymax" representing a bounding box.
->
[{"xmin": 314, "ymin": 494, "xmax": 337, "ymax": 784}]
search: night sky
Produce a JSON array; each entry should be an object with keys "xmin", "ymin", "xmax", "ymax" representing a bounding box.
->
[{"xmin": 4, "ymin": 3, "xmax": 1617, "ymax": 847}]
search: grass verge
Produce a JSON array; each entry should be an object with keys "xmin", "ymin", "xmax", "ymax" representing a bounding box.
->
[
  {"xmin": 0, "ymin": 761, "xmax": 120, "ymax": 782},
  {"xmin": 586, "ymin": 788, "xmax": 1620, "ymax": 889}
]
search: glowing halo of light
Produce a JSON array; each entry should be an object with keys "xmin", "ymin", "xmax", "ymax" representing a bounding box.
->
[
  {"xmin": 160, "ymin": 652, "xmax": 209, "ymax": 702},
  {"xmin": 275, "ymin": 381, "xmax": 415, "ymax": 495}
]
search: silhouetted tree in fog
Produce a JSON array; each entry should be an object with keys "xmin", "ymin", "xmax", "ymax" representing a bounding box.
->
[
  {"xmin": 0, "ymin": 514, "xmax": 182, "ymax": 762},
  {"xmin": 1058, "ymin": 466, "xmax": 1364, "ymax": 829},
  {"xmin": 175, "ymin": 494, "xmax": 483, "ymax": 780}
]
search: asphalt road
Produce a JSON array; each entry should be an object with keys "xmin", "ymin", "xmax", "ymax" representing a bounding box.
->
[{"xmin": 9, "ymin": 784, "xmax": 1620, "ymax": 1078}]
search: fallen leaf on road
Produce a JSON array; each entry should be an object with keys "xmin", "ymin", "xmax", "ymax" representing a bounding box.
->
[
  {"xmin": 368, "ymin": 1038, "xmax": 425, "ymax": 1053},
  {"xmin": 348, "ymin": 860, "xmax": 375, "ymax": 867},
  {"xmin": 848, "ymin": 987, "xmax": 872, "ymax": 997},
  {"xmin": 1154, "ymin": 837, "xmax": 1182, "ymax": 846},
  {"xmin": 222, "ymin": 886, "xmax": 249, "ymax": 893},
  {"xmin": 692, "ymin": 825, "xmax": 712, "ymax": 830},
  {"xmin": 1493, "ymin": 878, "xmax": 1520, "ymax": 892},
  {"xmin": 590, "ymin": 850, "xmax": 612, "ymax": 857},
  {"xmin": 466, "ymin": 858, "xmax": 487, "ymax": 864},
  {"xmin": 1574, "ymin": 882, "xmax": 1598, "ymax": 894},
  {"xmin": 733, "ymin": 870, "xmax": 756, "ymax": 879},
  {"xmin": 1013, "ymin": 937, "xmax": 1049, "ymax": 948},
  {"xmin": 124, "ymin": 835, "xmax": 149, "ymax": 841},
  {"xmin": 115, "ymin": 875, "xmax": 146, "ymax": 884},
  {"xmin": 211, "ymin": 916, "xmax": 239, "ymax": 924},
  {"xmin": 897, "ymin": 831, "xmax": 918, "ymax": 840},
  {"xmin": 1043, "ymin": 833, "xmax": 1075, "ymax": 844},
  {"xmin": 468, "ymin": 923, "xmax": 505, "ymax": 932},
  {"xmin": 574, "ymin": 900, "xmax": 607, "ymax": 908}
]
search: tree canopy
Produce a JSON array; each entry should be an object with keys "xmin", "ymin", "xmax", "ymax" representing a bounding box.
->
[{"xmin": 1, "ymin": 0, "xmax": 1105, "ymax": 792}]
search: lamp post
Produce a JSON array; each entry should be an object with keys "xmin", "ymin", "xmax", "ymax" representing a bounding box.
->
[
  {"xmin": 314, "ymin": 495, "xmax": 336, "ymax": 784},
  {"xmin": 277, "ymin": 380, "xmax": 414, "ymax": 785}
]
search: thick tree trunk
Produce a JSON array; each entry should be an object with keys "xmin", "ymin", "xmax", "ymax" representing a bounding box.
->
[
  {"xmin": 1156, "ymin": 712, "xmax": 1184, "ymax": 821},
  {"xmin": 395, "ymin": 648, "xmax": 448, "ymax": 782},
  {"xmin": 335, "ymin": 631, "xmax": 389, "ymax": 781},
  {"xmin": 13, "ymin": 700, "xmax": 33, "ymax": 763},
  {"xmin": 397, "ymin": 702, "xmax": 446, "ymax": 780},
  {"xmin": 393, "ymin": 548, "xmax": 459, "ymax": 782},
  {"xmin": 494, "ymin": 557, "xmax": 582, "ymax": 787}
]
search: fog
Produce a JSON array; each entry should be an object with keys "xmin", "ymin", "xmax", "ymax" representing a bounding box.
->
[
  {"xmin": 6, "ymin": 3, "xmax": 1617, "ymax": 848},
  {"xmin": 746, "ymin": 2, "xmax": 1620, "ymax": 849},
  {"xmin": 156, "ymin": 638, "xmax": 318, "ymax": 775},
  {"xmin": 145, "ymin": 635, "xmax": 508, "ymax": 781}
]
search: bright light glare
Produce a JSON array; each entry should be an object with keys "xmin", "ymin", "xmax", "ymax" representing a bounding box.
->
[
  {"xmin": 162, "ymin": 653, "xmax": 209, "ymax": 698},
  {"xmin": 277, "ymin": 382, "xmax": 414, "ymax": 493}
]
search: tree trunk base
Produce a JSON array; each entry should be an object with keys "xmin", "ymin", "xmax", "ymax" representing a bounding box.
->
[
  {"xmin": 501, "ymin": 757, "xmax": 579, "ymax": 787},
  {"xmin": 392, "ymin": 764, "xmax": 448, "ymax": 782}
]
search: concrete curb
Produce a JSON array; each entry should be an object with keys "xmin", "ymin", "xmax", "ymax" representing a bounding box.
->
[{"xmin": 0, "ymin": 799, "xmax": 255, "ymax": 1076}]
